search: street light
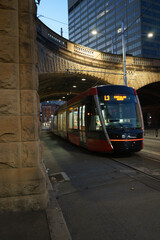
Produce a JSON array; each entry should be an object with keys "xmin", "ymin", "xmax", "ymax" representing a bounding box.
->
[
  {"xmin": 91, "ymin": 21, "xmax": 127, "ymax": 86},
  {"xmin": 147, "ymin": 32, "xmax": 154, "ymax": 38},
  {"xmin": 91, "ymin": 29, "xmax": 98, "ymax": 35}
]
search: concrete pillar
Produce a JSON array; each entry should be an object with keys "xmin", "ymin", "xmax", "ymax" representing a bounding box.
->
[{"xmin": 0, "ymin": 0, "xmax": 48, "ymax": 211}]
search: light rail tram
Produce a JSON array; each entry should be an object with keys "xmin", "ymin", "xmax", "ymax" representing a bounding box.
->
[{"xmin": 51, "ymin": 85, "xmax": 144, "ymax": 152}]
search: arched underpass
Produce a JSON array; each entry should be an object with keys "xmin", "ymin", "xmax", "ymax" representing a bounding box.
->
[
  {"xmin": 137, "ymin": 82, "xmax": 160, "ymax": 127},
  {"xmin": 39, "ymin": 72, "xmax": 160, "ymax": 127},
  {"xmin": 38, "ymin": 72, "xmax": 108, "ymax": 102}
]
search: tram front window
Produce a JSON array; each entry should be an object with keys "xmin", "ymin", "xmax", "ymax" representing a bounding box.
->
[{"xmin": 100, "ymin": 95, "xmax": 141, "ymax": 130}]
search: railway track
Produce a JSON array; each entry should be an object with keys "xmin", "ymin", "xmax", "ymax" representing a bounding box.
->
[{"xmin": 111, "ymin": 154, "xmax": 160, "ymax": 191}]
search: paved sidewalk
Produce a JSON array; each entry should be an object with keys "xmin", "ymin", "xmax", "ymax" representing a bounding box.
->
[
  {"xmin": 0, "ymin": 210, "xmax": 50, "ymax": 240},
  {"xmin": 0, "ymin": 171, "xmax": 72, "ymax": 240}
]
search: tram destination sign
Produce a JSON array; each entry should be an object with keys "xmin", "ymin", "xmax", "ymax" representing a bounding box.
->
[{"xmin": 104, "ymin": 95, "xmax": 127, "ymax": 101}]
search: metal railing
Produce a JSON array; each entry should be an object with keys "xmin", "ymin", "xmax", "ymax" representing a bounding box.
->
[
  {"xmin": 36, "ymin": 18, "xmax": 67, "ymax": 49},
  {"xmin": 36, "ymin": 18, "xmax": 160, "ymax": 68}
]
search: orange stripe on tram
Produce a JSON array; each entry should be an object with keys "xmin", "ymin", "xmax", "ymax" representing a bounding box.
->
[{"xmin": 110, "ymin": 138, "xmax": 143, "ymax": 142}]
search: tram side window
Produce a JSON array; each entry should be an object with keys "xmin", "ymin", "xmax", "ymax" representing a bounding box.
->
[
  {"xmin": 79, "ymin": 105, "xmax": 85, "ymax": 130},
  {"xmin": 62, "ymin": 111, "xmax": 66, "ymax": 131},
  {"xmin": 82, "ymin": 106, "xmax": 85, "ymax": 130},
  {"xmin": 58, "ymin": 113, "xmax": 63, "ymax": 130},
  {"xmin": 87, "ymin": 98, "xmax": 102, "ymax": 131},
  {"xmin": 69, "ymin": 108, "xmax": 73, "ymax": 129},
  {"xmin": 90, "ymin": 112, "xmax": 102, "ymax": 131},
  {"xmin": 53, "ymin": 115, "xmax": 57, "ymax": 129},
  {"xmin": 73, "ymin": 107, "xmax": 78, "ymax": 129},
  {"xmin": 79, "ymin": 106, "xmax": 82, "ymax": 130}
]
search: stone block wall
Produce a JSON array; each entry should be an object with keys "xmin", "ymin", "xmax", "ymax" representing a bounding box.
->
[{"xmin": 0, "ymin": 0, "xmax": 48, "ymax": 211}]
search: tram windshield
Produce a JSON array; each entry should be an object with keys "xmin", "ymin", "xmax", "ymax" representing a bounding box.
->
[{"xmin": 99, "ymin": 94, "xmax": 142, "ymax": 130}]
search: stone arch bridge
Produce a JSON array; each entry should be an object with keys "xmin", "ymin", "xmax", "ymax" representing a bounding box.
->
[
  {"xmin": 0, "ymin": 0, "xmax": 159, "ymax": 212},
  {"xmin": 37, "ymin": 19, "xmax": 160, "ymax": 102}
]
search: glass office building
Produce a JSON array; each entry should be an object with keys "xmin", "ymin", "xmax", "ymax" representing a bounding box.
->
[{"xmin": 68, "ymin": 0, "xmax": 160, "ymax": 59}]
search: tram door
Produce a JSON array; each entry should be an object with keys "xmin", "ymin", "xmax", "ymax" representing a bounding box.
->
[{"xmin": 79, "ymin": 105, "xmax": 86, "ymax": 145}]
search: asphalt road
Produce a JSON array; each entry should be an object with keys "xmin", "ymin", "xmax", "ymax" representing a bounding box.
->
[
  {"xmin": 143, "ymin": 138, "xmax": 160, "ymax": 153},
  {"xmin": 41, "ymin": 132, "xmax": 160, "ymax": 240},
  {"xmin": 141, "ymin": 138, "xmax": 160, "ymax": 161}
]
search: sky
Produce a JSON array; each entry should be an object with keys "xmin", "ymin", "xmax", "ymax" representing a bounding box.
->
[{"xmin": 37, "ymin": 0, "xmax": 69, "ymax": 39}]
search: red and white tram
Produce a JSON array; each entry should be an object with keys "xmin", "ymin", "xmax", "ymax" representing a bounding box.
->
[{"xmin": 51, "ymin": 85, "xmax": 144, "ymax": 152}]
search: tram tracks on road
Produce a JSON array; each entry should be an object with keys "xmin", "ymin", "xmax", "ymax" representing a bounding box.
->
[
  {"xmin": 140, "ymin": 149, "xmax": 160, "ymax": 163},
  {"xmin": 110, "ymin": 155, "xmax": 160, "ymax": 192}
]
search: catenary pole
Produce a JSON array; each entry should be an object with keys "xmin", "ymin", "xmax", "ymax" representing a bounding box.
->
[{"xmin": 122, "ymin": 21, "xmax": 127, "ymax": 86}]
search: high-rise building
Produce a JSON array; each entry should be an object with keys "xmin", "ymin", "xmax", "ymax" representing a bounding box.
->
[{"xmin": 68, "ymin": 0, "xmax": 160, "ymax": 59}]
